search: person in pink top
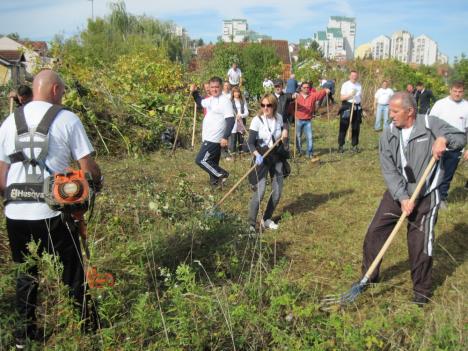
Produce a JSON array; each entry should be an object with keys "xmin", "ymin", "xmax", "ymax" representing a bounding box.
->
[{"xmin": 295, "ymin": 81, "xmax": 329, "ymax": 161}]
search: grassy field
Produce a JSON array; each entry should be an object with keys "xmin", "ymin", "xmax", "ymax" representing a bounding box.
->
[{"xmin": 0, "ymin": 111, "xmax": 467, "ymax": 350}]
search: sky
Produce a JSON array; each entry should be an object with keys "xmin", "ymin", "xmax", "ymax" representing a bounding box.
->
[{"xmin": 1, "ymin": 0, "xmax": 467, "ymax": 62}]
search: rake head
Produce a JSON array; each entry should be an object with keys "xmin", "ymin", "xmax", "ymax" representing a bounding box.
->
[
  {"xmin": 205, "ymin": 205, "xmax": 226, "ymax": 220},
  {"xmin": 320, "ymin": 277, "xmax": 369, "ymax": 310}
]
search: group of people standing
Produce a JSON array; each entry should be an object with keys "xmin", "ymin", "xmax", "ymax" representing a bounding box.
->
[{"xmin": 190, "ymin": 65, "xmax": 467, "ymax": 308}]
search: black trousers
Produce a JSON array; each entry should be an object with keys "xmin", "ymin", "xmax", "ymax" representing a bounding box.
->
[
  {"xmin": 7, "ymin": 215, "xmax": 89, "ymax": 337},
  {"xmin": 338, "ymin": 104, "xmax": 361, "ymax": 147},
  {"xmin": 362, "ymin": 190, "xmax": 439, "ymax": 297},
  {"xmin": 195, "ymin": 140, "xmax": 229, "ymax": 184}
]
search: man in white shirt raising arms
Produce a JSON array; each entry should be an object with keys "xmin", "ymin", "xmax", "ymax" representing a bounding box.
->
[
  {"xmin": 191, "ymin": 77, "xmax": 235, "ymax": 187},
  {"xmin": 374, "ymin": 80, "xmax": 394, "ymax": 131},
  {"xmin": 429, "ymin": 80, "xmax": 468, "ymax": 206}
]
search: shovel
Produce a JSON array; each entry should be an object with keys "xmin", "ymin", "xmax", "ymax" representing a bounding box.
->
[
  {"xmin": 321, "ymin": 156, "xmax": 437, "ymax": 308},
  {"xmin": 208, "ymin": 138, "xmax": 283, "ymax": 219}
]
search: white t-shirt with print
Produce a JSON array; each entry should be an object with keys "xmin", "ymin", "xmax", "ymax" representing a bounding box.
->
[
  {"xmin": 227, "ymin": 68, "xmax": 242, "ymax": 85},
  {"xmin": 374, "ymin": 88, "xmax": 394, "ymax": 105},
  {"xmin": 201, "ymin": 94, "xmax": 234, "ymax": 143},
  {"xmin": 0, "ymin": 101, "xmax": 95, "ymax": 220},
  {"xmin": 249, "ymin": 113, "xmax": 283, "ymax": 148},
  {"xmin": 341, "ymin": 80, "xmax": 362, "ymax": 104},
  {"xmin": 430, "ymin": 96, "xmax": 468, "ymax": 132}
]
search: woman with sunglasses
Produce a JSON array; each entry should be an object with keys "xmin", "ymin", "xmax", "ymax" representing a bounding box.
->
[{"xmin": 247, "ymin": 94, "xmax": 288, "ymax": 232}]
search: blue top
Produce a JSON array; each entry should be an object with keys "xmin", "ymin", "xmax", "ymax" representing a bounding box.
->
[{"xmin": 285, "ymin": 78, "xmax": 298, "ymax": 94}]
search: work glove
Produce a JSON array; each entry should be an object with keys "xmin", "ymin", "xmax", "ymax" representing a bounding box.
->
[{"xmin": 255, "ymin": 154, "xmax": 264, "ymax": 165}]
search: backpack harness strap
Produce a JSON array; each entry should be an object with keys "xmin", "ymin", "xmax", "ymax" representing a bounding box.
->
[{"xmin": 5, "ymin": 105, "xmax": 64, "ymax": 204}]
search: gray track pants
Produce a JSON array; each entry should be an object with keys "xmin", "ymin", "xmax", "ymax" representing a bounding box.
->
[{"xmin": 249, "ymin": 161, "xmax": 284, "ymax": 226}]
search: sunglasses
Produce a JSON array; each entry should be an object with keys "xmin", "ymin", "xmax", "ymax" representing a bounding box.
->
[{"xmin": 261, "ymin": 103, "xmax": 273, "ymax": 108}]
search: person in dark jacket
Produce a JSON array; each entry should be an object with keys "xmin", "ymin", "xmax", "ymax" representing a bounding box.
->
[
  {"xmin": 361, "ymin": 91, "xmax": 465, "ymax": 305},
  {"xmin": 272, "ymin": 79, "xmax": 295, "ymax": 132},
  {"xmin": 415, "ymin": 82, "xmax": 435, "ymax": 114}
]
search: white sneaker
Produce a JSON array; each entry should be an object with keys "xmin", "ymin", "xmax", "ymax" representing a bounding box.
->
[{"xmin": 262, "ymin": 219, "xmax": 279, "ymax": 230}]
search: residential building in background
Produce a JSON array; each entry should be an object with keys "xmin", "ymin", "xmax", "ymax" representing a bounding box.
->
[
  {"xmin": 312, "ymin": 16, "xmax": 355, "ymax": 61},
  {"xmin": 412, "ymin": 34, "xmax": 437, "ymax": 65},
  {"xmin": 391, "ymin": 30, "xmax": 413, "ymax": 64},
  {"xmin": 369, "ymin": 30, "xmax": 447, "ymax": 65},
  {"xmin": 355, "ymin": 43, "xmax": 372, "ymax": 59},
  {"xmin": 0, "ymin": 36, "xmax": 48, "ymax": 74},
  {"xmin": 222, "ymin": 19, "xmax": 248, "ymax": 43},
  {"xmin": 327, "ymin": 16, "xmax": 356, "ymax": 60},
  {"xmin": 371, "ymin": 35, "xmax": 391, "ymax": 60}
]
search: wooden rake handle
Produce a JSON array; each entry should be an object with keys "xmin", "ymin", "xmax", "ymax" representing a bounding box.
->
[
  {"xmin": 216, "ymin": 138, "xmax": 283, "ymax": 207},
  {"xmin": 363, "ymin": 156, "xmax": 437, "ymax": 280},
  {"xmin": 293, "ymin": 98, "xmax": 298, "ymax": 158},
  {"xmin": 346, "ymin": 98, "xmax": 355, "ymax": 142},
  {"xmin": 171, "ymin": 93, "xmax": 192, "ymax": 155},
  {"xmin": 9, "ymin": 97, "xmax": 14, "ymax": 114}
]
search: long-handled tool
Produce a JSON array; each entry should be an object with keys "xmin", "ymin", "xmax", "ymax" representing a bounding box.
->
[
  {"xmin": 326, "ymin": 95, "xmax": 331, "ymax": 155},
  {"xmin": 293, "ymin": 99, "xmax": 298, "ymax": 158},
  {"xmin": 346, "ymin": 98, "xmax": 355, "ymax": 142},
  {"xmin": 171, "ymin": 93, "xmax": 192, "ymax": 156},
  {"xmin": 191, "ymin": 102, "xmax": 197, "ymax": 150},
  {"xmin": 9, "ymin": 96, "xmax": 14, "ymax": 114},
  {"xmin": 208, "ymin": 138, "xmax": 283, "ymax": 218},
  {"xmin": 321, "ymin": 156, "xmax": 437, "ymax": 308}
]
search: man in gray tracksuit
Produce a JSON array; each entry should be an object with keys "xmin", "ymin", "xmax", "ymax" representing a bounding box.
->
[{"xmin": 361, "ymin": 92, "xmax": 466, "ymax": 305}]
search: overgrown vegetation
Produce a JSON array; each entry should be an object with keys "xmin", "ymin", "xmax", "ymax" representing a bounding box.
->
[{"xmin": 0, "ymin": 122, "xmax": 466, "ymax": 349}]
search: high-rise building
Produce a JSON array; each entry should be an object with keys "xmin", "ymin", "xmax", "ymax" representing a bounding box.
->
[
  {"xmin": 328, "ymin": 16, "xmax": 356, "ymax": 60},
  {"xmin": 222, "ymin": 19, "xmax": 248, "ymax": 43},
  {"xmin": 371, "ymin": 35, "xmax": 391, "ymax": 60},
  {"xmin": 390, "ymin": 30, "xmax": 413, "ymax": 63},
  {"xmin": 412, "ymin": 34, "xmax": 437, "ymax": 65}
]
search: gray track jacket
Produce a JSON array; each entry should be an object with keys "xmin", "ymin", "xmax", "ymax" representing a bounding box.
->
[{"xmin": 379, "ymin": 114, "xmax": 466, "ymax": 202}]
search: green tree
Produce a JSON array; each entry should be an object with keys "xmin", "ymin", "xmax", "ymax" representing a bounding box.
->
[{"xmin": 452, "ymin": 53, "xmax": 468, "ymax": 83}]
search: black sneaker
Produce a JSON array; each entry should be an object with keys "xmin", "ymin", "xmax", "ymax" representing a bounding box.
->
[
  {"xmin": 338, "ymin": 146, "xmax": 344, "ymax": 153},
  {"xmin": 351, "ymin": 146, "xmax": 360, "ymax": 153},
  {"xmin": 464, "ymin": 180, "xmax": 468, "ymax": 190}
]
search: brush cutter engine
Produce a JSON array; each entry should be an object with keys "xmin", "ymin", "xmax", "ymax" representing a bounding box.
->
[{"xmin": 44, "ymin": 169, "xmax": 94, "ymax": 214}]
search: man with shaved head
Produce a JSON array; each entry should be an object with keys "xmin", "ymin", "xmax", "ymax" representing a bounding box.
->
[
  {"xmin": 360, "ymin": 92, "xmax": 465, "ymax": 305},
  {"xmin": 0, "ymin": 69, "xmax": 101, "ymax": 347}
]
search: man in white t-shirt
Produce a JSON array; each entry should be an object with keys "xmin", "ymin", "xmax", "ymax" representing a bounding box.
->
[
  {"xmin": 0, "ymin": 70, "xmax": 102, "ymax": 345},
  {"xmin": 374, "ymin": 80, "xmax": 394, "ymax": 131},
  {"xmin": 226, "ymin": 63, "xmax": 242, "ymax": 87},
  {"xmin": 338, "ymin": 70, "xmax": 363, "ymax": 152},
  {"xmin": 191, "ymin": 76, "xmax": 235, "ymax": 186},
  {"xmin": 429, "ymin": 81, "xmax": 468, "ymax": 205}
]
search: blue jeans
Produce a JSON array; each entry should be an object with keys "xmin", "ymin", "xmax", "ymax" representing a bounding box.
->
[
  {"xmin": 440, "ymin": 150, "xmax": 462, "ymax": 200},
  {"xmin": 374, "ymin": 104, "xmax": 390, "ymax": 130},
  {"xmin": 296, "ymin": 119, "xmax": 313, "ymax": 156}
]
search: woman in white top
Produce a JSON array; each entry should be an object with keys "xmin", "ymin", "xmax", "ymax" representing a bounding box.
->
[
  {"xmin": 228, "ymin": 86, "xmax": 249, "ymax": 157},
  {"xmin": 247, "ymin": 94, "xmax": 288, "ymax": 231}
]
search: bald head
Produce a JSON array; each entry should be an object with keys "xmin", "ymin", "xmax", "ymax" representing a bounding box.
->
[{"xmin": 33, "ymin": 70, "xmax": 65, "ymax": 104}]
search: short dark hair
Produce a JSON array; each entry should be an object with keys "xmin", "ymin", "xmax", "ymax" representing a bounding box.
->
[
  {"xmin": 350, "ymin": 70, "xmax": 358, "ymax": 74},
  {"xmin": 416, "ymin": 82, "xmax": 424, "ymax": 87},
  {"xmin": 17, "ymin": 85, "xmax": 32, "ymax": 98},
  {"xmin": 300, "ymin": 81, "xmax": 311, "ymax": 88},
  {"xmin": 450, "ymin": 80, "xmax": 465, "ymax": 90},
  {"xmin": 209, "ymin": 76, "xmax": 223, "ymax": 85}
]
